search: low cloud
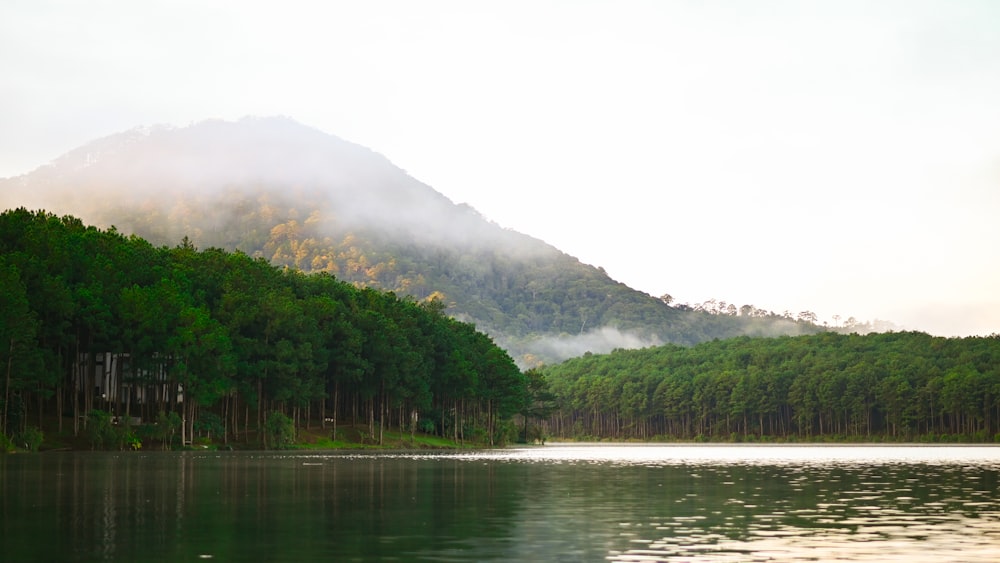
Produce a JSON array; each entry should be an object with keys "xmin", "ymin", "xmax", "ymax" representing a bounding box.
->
[{"xmin": 527, "ymin": 326, "xmax": 662, "ymax": 364}]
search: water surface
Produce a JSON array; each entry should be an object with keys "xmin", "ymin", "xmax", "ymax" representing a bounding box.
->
[{"xmin": 2, "ymin": 445, "xmax": 998, "ymax": 561}]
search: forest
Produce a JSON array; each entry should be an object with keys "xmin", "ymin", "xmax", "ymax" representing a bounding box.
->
[
  {"xmin": 7, "ymin": 208, "xmax": 998, "ymax": 452},
  {"xmin": 535, "ymin": 331, "xmax": 1000, "ymax": 442},
  {"xmin": 0, "ymin": 208, "xmax": 527, "ymax": 451}
]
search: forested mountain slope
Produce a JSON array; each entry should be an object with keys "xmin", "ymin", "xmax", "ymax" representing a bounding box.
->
[{"xmin": 0, "ymin": 117, "xmax": 821, "ymax": 364}]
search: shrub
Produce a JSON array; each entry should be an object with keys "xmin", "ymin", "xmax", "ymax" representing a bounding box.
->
[
  {"xmin": 119, "ymin": 426, "xmax": 141, "ymax": 451},
  {"xmin": 156, "ymin": 411, "xmax": 182, "ymax": 450},
  {"xmin": 18, "ymin": 426, "xmax": 44, "ymax": 452},
  {"xmin": 87, "ymin": 410, "xmax": 115, "ymax": 450},
  {"xmin": 194, "ymin": 411, "xmax": 224, "ymax": 442},
  {"xmin": 419, "ymin": 418, "xmax": 436, "ymax": 434},
  {"xmin": 264, "ymin": 411, "xmax": 295, "ymax": 449},
  {"xmin": 494, "ymin": 420, "xmax": 519, "ymax": 446}
]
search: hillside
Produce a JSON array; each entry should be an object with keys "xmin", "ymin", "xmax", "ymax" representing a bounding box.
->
[{"xmin": 0, "ymin": 117, "xmax": 821, "ymax": 364}]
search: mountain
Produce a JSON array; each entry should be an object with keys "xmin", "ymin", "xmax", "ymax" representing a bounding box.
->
[{"xmin": 0, "ymin": 117, "xmax": 820, "ymax": 364}]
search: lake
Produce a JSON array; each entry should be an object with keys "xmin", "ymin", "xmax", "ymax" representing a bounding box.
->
[{"xmin": 2, "ymin": 444, "xmax": 999, "ymax": 561}]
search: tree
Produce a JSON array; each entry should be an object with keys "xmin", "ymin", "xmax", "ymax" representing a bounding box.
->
[
  {"xmin": 168, "ymin": 305, "xmax": 235, "ymax": 445},
  {"xmin": 521, "ymin": 368, "xmax": 557, "ymax": 442},
  {"xmin": 264, "ymin": 410, "xmax": 295, "ymax": 449},
  {"xmin": 0, "ymin": 261, "xmax": 41, "ymax": 438}
]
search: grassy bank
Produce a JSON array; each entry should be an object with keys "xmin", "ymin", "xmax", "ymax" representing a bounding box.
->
[{"xmin": 2, "ymin": 416, "xmax": 483, "ymax": 453}]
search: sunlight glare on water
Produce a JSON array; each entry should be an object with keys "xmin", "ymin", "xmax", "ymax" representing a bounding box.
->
[
  {"xmin": 483, "ymin": 442, "xmax": 1000, "ymax": 467},
  {"xmin": 307, "ymin": 444, "xmax": 1000, "ymax": 561},
  {"xmin": 453, "ymin": 444, "xmax": 1000, "ymax": 562}
]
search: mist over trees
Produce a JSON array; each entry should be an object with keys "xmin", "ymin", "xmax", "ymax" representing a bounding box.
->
[
  {"xmin": 0, "ymin": 209, "xmax": 527, "ymax": 449},
  {"xmin": 0, "ymin": 117, "xmax": 837, "ymax": 366}
]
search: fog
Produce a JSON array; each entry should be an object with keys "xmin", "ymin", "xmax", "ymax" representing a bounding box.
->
[
  {"xmin": 528, "ymin": 327, "xmax": 664, "ymax": 363},
  {"xmin": 5, "ymin": 117, "xmax": 698, "ymax": 364},
  {"xmin": 0, "ymin": 116, "xmax": 938, "ymax": 365},
  {"xmin": 514, "ymin": 316, "xmax": 821, "ymax": 365},
  {"xmin": 0, "ymin": 117, "xmax": 554, "ymax": 260}
]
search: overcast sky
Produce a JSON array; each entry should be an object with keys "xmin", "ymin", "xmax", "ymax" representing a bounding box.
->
[{"xmin": 2, "ymin": 0, "xmax": 999, "ymax": 336}]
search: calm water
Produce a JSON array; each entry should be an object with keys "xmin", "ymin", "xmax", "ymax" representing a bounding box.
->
[{"xmin": 2, "ymin": 445, "xmax": 999, "ymax": 562}]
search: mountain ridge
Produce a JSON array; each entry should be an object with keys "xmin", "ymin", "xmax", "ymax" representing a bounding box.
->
[{"xmin": 0, "ymin": 116, "xmax": 823, "ymax": 364}]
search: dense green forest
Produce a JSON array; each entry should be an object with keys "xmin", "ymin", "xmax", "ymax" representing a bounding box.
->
[
  {"xmin": 535, "ymin": 331, "xmax": 1000, "ymax": 442},
  {"xmin": 0, "ymin": 208, "xmax": 527, "ymax": 450},
  {"xmin": 7, "ymin": 207, "xmax": 995, "ymax": 451}
]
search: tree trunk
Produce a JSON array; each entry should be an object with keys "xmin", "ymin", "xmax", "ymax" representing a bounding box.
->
[
  {"xmin": 73, "ymin": 341, "xmax": 80, "ymax": 436},
  {"xmin": 2, "ymin": 338, "xmax": 12, "ymax": 437},
  {"xmin": 257, "ymin": 377, "xmax": 263, "ymax": 445},
  {"xmin": 179, "ymin": 382, "xmax": 187, "ymax": 447},
  {"xmin": 487, "ymin": 398, "xmax": 494, "ymax": 446},
  {"xmin": 230, "ymin": 392, "xmax": 238, "ymax": 441},
  {"xmin": 378, "ymin": 395, "xmax": 384, "ymax": 446},
  {"xmin": 57, "ymin": 383, "xmax": 63, "ymax": 433},
  {"xmin": 368, "ymin": 397, "xmax": 375, "ymax": 442},
  {"xmin": 84, "ymin": 350, "xmax": 96, "ymax": 428}
]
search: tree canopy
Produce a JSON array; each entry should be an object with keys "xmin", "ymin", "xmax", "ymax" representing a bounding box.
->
[
  {"xmin": 0, "ymin": 208, "xmax": 527, "ymax": 449},
  {"xmin": 537, "ymin": 331, "xmax": 1000, "ymax": 442}
]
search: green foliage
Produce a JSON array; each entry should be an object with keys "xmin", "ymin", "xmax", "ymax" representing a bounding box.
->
[
  {"xmin": 17, "ymin": 426, "xmax": 44, "ymax": 452},
  {"xmin": 87, "ymin": 410, "xmax": 116, "ymax": 450},
  {"xmin": 264, "ymin": 411, "xmax": 295, "ymax": 449},
  {"xmin": 418, "ymin": 418, "xmax": 436, "ymax": 434},
  {"xmin": 539, "ymin": 332, "xmax": 1000, "ymax": 442},
  {"xmin": 0, "ymin": 258, "xmax": 42, "ymax": 438},
  {"xmin": 0, "ymin": 208, "xmax": 531, "ymax": 449},
  {"xmin": 121, "ymin": 426, "xmax": 142, "ymax": 451},
  {"xmin": 194, "ymin": 411, "xmax": 224, "ymax": 441},
  {"xmin": 0, "ymin": 432, "xmax": 15, "ymax": 453},
  {"xmin": 156, "ymin": 411, "xmax": 183, "ymax": 450},
  {"xmin": 493, "ymin": 419, "xmax": 520, "ymax": 446}
]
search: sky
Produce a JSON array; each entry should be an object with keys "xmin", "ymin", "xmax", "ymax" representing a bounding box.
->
[{"xmin": 2, "ymin": 0, "xmax": 1000, "ymax": 337}]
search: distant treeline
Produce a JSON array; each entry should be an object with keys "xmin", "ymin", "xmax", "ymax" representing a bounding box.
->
[
  {"xmin": 0, "ymin": 209, "xmax": 527, "ymax": 448},
  {"xmin": 536, "ymin": 331, "xmax": 1000, "ymax": 442}
]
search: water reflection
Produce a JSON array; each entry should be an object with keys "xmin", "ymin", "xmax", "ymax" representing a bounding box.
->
[
  {"xmin": 0, "ymin": 451, "xmax": 532, "ymax": 561},
  {"xmin": 1, "ymin": 446, "xmax": 999, "ymax": 562},
  {"xmin": 486, "ymin": 445, "xmax": 1000, "ymax": 562}
]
